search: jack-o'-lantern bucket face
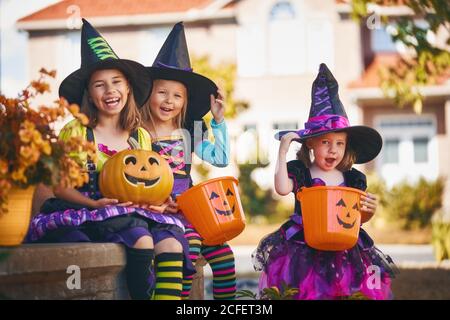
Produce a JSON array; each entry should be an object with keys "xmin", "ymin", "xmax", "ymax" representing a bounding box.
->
[
  {"xmin": 296, "ymin": 186, "xmax": 364, "ymax": 251},
  {"xmin": 99, "ymin": 149, "xmax": 174, "ymax": 206},
  {"xmin": 177, "ymin": 177, "xmax": 246, "ymax": 246},
  {"xmin": 208, "ymin": 186, "xmax": 236, "ymax": 216},
  {"xmin": 335, "ymin": 197, "xmax": 360, "ymax": 230}
]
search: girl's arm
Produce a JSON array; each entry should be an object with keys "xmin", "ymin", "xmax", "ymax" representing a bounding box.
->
[
  {"xmin": 194, "ymin": 118, "xmax": 229, "ymax": 167},
  {"xmin": 53, "ymin": 186, "xmax": 129, "ymax": 209},
  {"xmin": 274, "ymin": 132, "xmax": 299, "ymax": 196},
  {"xmin": 194, "ymin": 91, "xmax": 229, "ymax": 167}
]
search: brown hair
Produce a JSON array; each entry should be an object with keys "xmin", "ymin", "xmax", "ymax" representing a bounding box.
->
[
  {"xmin": 80, "ymin": 86, "xmax": 141, "ymax": 132},
  {"xmin": 296, "ymin": 135, "xmax": 357, "ymax": 172}
]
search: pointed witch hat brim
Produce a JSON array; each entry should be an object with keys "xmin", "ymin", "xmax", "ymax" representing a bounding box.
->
[
  {"xmin": 275, "ymin": 63, "xmax": 382, "ymax": 164},
  {"xmin": 59, "ymin": 19, "xmax": 151, "ymax": 107},
  {"xmin": 146, "ymin": 22, "xmax": 218, "ymax": 121},
  {"xmin": 275, "ymin": 125, "xmax": 383, "ymax": 164}
]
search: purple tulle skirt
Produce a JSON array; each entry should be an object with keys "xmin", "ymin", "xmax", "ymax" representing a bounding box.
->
[{"xmin": 253, "ymin": 214, "xmax": 398, "ymax": 300}]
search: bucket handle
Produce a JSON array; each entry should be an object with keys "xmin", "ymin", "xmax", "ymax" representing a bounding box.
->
[{"xmin": 296, "ymin": 187, "xmax": 306, "ymax": 202}]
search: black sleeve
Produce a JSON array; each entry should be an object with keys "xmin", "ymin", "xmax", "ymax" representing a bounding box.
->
[
  {"xmin": 286, "ymin": 160, "xmax": 307, "ymax": 193},
  {"xmin": 346, "ymin": 168, "xmax": 367, "ymax": 191}
]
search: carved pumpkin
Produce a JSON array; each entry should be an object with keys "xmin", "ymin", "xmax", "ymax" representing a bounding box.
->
[
  {"xmin": 297, "ymin": 186, "xmax": 364, "ymax": 251},
  {"xmin": 99, "ymin": 139, "xmax": 174, "ymax": 206},
  {"xmin": 177, "ymin": 177, "xmax": 246, "ymax": 245}
]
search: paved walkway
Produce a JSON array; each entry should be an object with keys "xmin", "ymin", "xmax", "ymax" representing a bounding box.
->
[{"xmin": 204, "ymin": 244, "xmax": 437, "ymax": 277}]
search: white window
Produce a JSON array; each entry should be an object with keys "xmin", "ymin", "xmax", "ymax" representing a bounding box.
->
[
  {"xmin": 272, "ymin": 122, "xmax": 298, "ymax": 130},
  {"xmin": 306, "ymin": 18, "xmax": 334, "ymax": 73},
  {"xmin": 139, "ymin": 27, "xmax": 172, "ymax": 66},
  {"xmin": 375, "ymin": 115, "xmax": 438, "ymax": 187},
  {"xmin": 237, "ymin": 24, "xmax": 266, "ymax": 77},
  {"xmin": 371, "ymin": 26, "xmax": 397, "ymax": 53},
  {"xmin": 383, "ymin": 139, "xmax": 400, "ymax": 164},
  {"xmin": 268, "ymin": 1, "xmax": 305, "ymax": 75},
  {"xmin": 237, "ymin": 1, "xmax": 334, "ymax": 77}
]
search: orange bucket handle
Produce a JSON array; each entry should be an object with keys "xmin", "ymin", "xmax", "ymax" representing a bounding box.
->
[{"xmin": 296, "ymin": 187, "xmax": 306, "ymax": 202}]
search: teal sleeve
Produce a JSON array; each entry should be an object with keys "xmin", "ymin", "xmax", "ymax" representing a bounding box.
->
[{"xmin": 194, "ymin": 119, "xmax": 230, "ymax": 167}]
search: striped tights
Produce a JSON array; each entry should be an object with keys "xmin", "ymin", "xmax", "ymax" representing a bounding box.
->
[{"xmin": 182, "ymin": 226, "xmax": 236, "ymax": 299}]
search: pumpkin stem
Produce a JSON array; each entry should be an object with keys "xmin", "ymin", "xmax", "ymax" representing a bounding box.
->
[{"xmin": 127, "ymin": 137, "xmax": 140, "ymax": 150}]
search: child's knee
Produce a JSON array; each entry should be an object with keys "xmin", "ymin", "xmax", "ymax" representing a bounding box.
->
[
  {"xmin": 133, "ymin": 235, "xmax": 154, "ymax": 249},
  {"xmin": 155, "ymin": 238, "xmax": 183, "ymax": 253}
]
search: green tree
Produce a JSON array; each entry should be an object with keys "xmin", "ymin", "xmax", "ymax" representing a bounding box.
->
[
  {"xmin": 190, "ymin": 56, "xmax": 249, "ymax": 178},
  {"xmin": 237, "ymin": 163, "xmax": 278, "ymax": 218},
  {"xmin": 351, "ymin": 0, "xmax": 450, "ymax": 113},
  {"xmin": 191, "ymin": 55, "xmax": 249, "ymax": 121}
]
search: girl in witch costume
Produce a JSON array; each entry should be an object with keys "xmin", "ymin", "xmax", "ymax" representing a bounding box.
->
[
  {"xmin": 140, "ymin": 22, "xmax": 237, "ymax": 300},
  {"xmin": 253, "ymin": 64, "xmax": 397, "ymax": 300},
  {"xmin": 26, "ymin": 19, "xmax": 195, "ymax": 300}
]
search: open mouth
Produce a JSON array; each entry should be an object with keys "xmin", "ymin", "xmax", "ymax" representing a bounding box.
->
[
  {"xmin": 103, "ymin": 97, "xmax": 120, "ymax": 108},
  {"xmin": 124, "ymin": 172, "xmax": 160, "ymax": 188},
  {"xmin": 325, "ymin": 158, "xmax": 336, "ymax": 165},
  {"xmin": 336, "ymin": 214, "xmax": 356, "ymax": 229},
  {"xmin": 160, "ymin": 106, "xmax": 174, "ymax": 113},
  {"xmin": 214, "ymin": 204, "xmax": 236, "ymax": 216}
]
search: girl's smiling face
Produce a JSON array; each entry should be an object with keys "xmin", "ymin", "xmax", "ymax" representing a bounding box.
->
[
  {"xmin": 88, "ymin": 69, "xmax": 130, "ymax": 116},
  {"xmin": 149, "ymin": 79, "xmax": 187, "ymax": 124},
  {"xmin": 307, "ymin": 132, "xmax": 347, "ymax": 171}
]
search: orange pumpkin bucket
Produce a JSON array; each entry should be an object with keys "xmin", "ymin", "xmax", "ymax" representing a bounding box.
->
[
  {"xmin": 177, "ymin": 177, "xmax": 246, "ymax": 246},
  {"xmin": 296, "ymin": 186, "xmax": 365, "ymax": 251}
]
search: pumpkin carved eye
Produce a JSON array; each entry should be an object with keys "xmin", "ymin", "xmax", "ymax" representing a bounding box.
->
[
  {"xmin": 149, "ymin": 157, "xmax": 159, "ymax": 166},
  {"xmin": 336, "ymin": 199, "xmax": 346, "ymax": 207},
  {"xmin": 210, "ymin": 191, "xmax": 219, "ymax": 200},
  {"xmin": 124, "ymin": 155, "xmax": 137, "ymax": 166},
  {"xmin": 226, "ymin": 189, "xmax": 234, "ymax": 196},
  {"xmin": 353, "ymin": 203, "xmax": 359, "ymax": 210}
]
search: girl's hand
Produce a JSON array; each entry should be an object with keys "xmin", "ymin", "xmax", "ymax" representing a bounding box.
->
[
  {"xmin": 145, "ymin": 197, "xmax": 179, "ymax": 214},
  {"xmin": 211, "ymin": 89, "xmax": 225, "ymax": 124},
  {"xmin": 360, "ymin": 192, "xmax": 378, "ymax": 223},
  {"xmin": 93, "ymin": 198, "xmax": 133, "ymax": 209},
  {"xmin": 279, "ymin": 132, "xmax": 300, "ymax": 155}
]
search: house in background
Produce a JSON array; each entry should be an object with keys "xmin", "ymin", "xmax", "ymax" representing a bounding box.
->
[{"xmin": 16, "ymin": 0, "xmax": 450, "ymax": 218}]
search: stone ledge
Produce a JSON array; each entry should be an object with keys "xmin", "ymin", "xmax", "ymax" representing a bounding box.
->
[{"xmin": 0, "ymin": 243, "xmax": 204, "ymax": 300}]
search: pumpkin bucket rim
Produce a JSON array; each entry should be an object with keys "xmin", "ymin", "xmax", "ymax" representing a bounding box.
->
[
  {"xmin": 178, "ymin": 176, "xmax": 239, "ymax": 198},
  {"xmin": 296, "ymin": 186, "xmax": 366, "ymax": 201}
]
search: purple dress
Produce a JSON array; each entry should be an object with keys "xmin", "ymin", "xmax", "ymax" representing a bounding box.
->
[
  {"xmin": 252, "ymin": 160, "xmax": 397, "ymax": 300},
  {"xmin": 25, "ymin": 144, "xmax": 196, "ymax": 277}
]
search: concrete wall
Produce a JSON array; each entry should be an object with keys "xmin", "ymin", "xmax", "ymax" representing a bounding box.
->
[{"xmin": 0, "ymin": 243, "xmax": 205, "ymax": 300}]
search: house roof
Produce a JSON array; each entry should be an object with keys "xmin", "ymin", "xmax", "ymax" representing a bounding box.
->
[
  {"xmin": 336, "ymin": 0, "xmax": 409, "ymax": 4},
  {"xmin": 349, "ymin": 53, "xmax": 401, "ymax": 88},
  {"xmin": 19, "ymin": 0, "xmax": 212, "ymax": 22},
  {"xmin": 17, "ymin": 0, "xmax": 236, "ymax": 30},
  {"xmin": 349, "ymin": 53, "xmax": 450, "ymax": 89}
]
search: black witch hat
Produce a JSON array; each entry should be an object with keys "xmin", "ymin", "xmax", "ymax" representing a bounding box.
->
[
  {"xmin": 275, "ymin": 63, "xmax": 382, "ymax": 164},
  {"xmin": 59, "ymin": 18, "xmax": 151, "ymax": 107},
  {"xmin": 146, "ymin": 22, "xmax": 218, "ymax": 122}
]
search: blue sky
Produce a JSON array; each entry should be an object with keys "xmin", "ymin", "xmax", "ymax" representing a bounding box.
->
[{"xmin": 0, "ymin": 0, "xmax": 60, "ymax": 96}]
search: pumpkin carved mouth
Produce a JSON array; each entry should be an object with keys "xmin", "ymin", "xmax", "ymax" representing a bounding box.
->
[
  {"xmin": 124, "ymin": 172, "xmax": 161, "ymax": 188},
  {"xmin": 336, "ymin": 214, "xmax": 356, "ymax": 229},
  {"xmin": 214, "ymin": 204, "xmax": 236, "ymax": 216}
]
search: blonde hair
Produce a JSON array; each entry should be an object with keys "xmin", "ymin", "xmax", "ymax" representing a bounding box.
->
[
  {"xmin": 80, "ymin": 78, "xmax": 141, "ymax": 132},
  {"xmin": 296, "ymin": 134, "xmax": 357, "ymax": 172},
  {"xmin": 139, "ymin": 79, "xmax": 188, "ymax": 134},
  {"xmin": 140, "ymin": 81, "xmax": 191, "ymax": 159}
]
